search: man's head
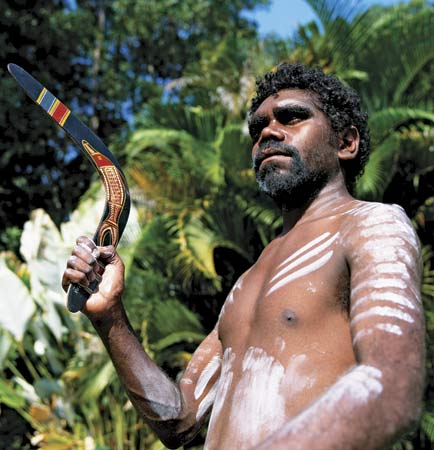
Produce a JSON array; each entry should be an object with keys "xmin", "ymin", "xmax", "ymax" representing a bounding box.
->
[{"xmin": 248, "ymin": 63, "xmax": 370, "ymax": 204}]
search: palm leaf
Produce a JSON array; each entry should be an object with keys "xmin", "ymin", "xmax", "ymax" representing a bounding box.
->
[
  {"xmin": 355, "ymin": 135, "xmax": 400, "ymax": 200},
  {"xmin": 369, "ymin": 107, "xmax": 434, "ymax": 145}
]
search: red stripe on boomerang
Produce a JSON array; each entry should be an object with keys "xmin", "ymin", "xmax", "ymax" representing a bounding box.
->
[
  {"xmin": 92, "ymin": 153, "xmax": 113, "ymax": 168},
  {"xmin": 52, "ymin": 102, "xmax": 69, "ymax": 124}
]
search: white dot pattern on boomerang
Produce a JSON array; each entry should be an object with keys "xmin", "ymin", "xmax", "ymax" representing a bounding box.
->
[
  {"xmin": 267, "ymin": 250, "xmax": 334, "ymax": 296},
  {"xmin": 351, "ymin": 306, "xmax": 415, "ymax": 325},
  {"xmin": 271, "ymin": 233, "xmax": 339, "ymax": 283},
  {"xmin": 284, "ymin": 365, "xmax": 383, "ymax": 434},
  {"xmin": 194, "ymin": 354, "xmax": 221, "ymax": 400},
  {"xmin": 352, "ymin": 323, "xmax": 403, "ymax": 345},
  {"xmin": 351, "ymin": 292, "xmax": 417, "ymax": 313}
]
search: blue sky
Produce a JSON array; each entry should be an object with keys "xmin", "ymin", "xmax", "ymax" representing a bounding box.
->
[{"xmin": 244, "ymin": 0, "xmax": 409, "ymax": 37}]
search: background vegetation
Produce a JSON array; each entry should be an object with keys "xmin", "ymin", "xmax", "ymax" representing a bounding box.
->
[{"xmin": 0, "ymin": 0, "xmax": 433, "ymax": 448}]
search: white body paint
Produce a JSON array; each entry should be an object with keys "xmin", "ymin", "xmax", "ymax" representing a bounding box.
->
[
  {"xmin": 196, "ymin": 381, "xmax": 218, "ymax": 421},
  {"xmin": 280, "ymin": 365, "xmax": 383, "ymax": 435},
  {"xmin": 205, "ymin": 348, "xmax": 236, "ymax": 450},
  {"xmin": 194, "ymin": 354, "xmax": 221, "ymax": 400},
  {"xmin": 348, "ymin": 203, "xmax": 421, "ymax": 345},
  {"xmin": 352, "ymin": 323, "xmax": 403, "ymax": 345},
  {"xmin": 228, "ymin": 348, "xmax": 313, "ymax": 448},
  {"xmin": 352, "ymin": 292, "xmax": 417, "ymax": 312},
  {"xmin": 204, "ymin": 348, "xmax": 316, "ymax": 449},
  {"xmin": 351, "ymin": 305, "xmax": 414, "ymax": 325}
]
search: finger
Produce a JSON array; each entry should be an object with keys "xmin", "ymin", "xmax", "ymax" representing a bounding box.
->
[
  {"xmin": 76, "ymin": 236, "xmax": 97, "ymax": 251},
  {"xmin": 72, "ymin": 244, "xmax": 98, "ymax": 266},
  {"xmin": 62, "ymin": 268, "xmax": 91, "ymax": 292},
  {"xmin": 66, "ymin": 255, "xmax": 96, "ymax": 283},
  {"xmin": 98, "ymin": 245, "xmax": 116, "ymax": 262}
]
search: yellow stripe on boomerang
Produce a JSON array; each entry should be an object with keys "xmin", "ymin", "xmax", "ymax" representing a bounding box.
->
[
  {"xmin": 36, "ymin": 87, "xmax": 47, "ymax": 104},
  {"xmin": 59, "ymin": 110, "xmax": 71, "ymax": 126},
  {"xmin": 48, "ymin": 99, "xmax": 60, "ymax": 115}
]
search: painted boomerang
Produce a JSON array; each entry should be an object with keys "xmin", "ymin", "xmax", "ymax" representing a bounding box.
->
[{"xmin": 7, "ymin": 63, "xmax": 130, "ymax": 313}]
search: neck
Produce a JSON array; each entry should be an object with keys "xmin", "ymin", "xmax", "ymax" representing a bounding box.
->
[{"xmin": 280, "ymin": 173, "xmax": 353, "ymax": 233}]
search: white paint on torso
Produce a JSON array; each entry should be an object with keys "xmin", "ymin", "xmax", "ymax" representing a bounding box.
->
[
  {"xmin": 194, "ymin": 354, "xmax": 222, "ymax": 400},
  {"xmin": 228, "ymin": 347, "xmax": 286, "ymax": 448},
  {"xmin": 278, "ymin": 365, "xmax": 383, "ymax": 435},
  {"xmin": 205, "ymin": 348, "xmax": 236, "ymax": 450},
  {"xmin": 274, "ymin": 336, "xmax": 286, "ymax": 352},
  {"xmin": 196, "ymin": 380, "xmax": 219, "ymax": 421}
]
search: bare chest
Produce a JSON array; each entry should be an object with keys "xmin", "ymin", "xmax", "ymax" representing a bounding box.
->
[{"xmin": 218, "ymin": 226, "xmax": 350, "ymax": 351}]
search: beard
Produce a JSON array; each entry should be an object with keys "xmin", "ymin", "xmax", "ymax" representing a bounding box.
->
[{"xmin": 253, "ymin": 141, "xmax": 332, "ymax": 208}]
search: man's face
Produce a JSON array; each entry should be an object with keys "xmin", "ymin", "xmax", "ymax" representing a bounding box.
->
[{"xmin": 249, "ymin": 89, "xmax": 340, "ymax": 206}]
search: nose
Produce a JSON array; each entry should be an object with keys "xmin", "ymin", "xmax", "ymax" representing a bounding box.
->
[{"xmin": 258, "ymin": 119, "xmax": 285, "ymax": 143}]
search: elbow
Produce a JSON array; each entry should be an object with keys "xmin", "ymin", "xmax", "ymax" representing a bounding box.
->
[{"xmin": 151, "ymin": 427, "xmax": 197, "ymax": 450}]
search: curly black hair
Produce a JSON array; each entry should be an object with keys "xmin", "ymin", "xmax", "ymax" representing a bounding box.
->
[{"xmin": 249, "ymin": 62, "xmax": 370, "ymax": 190}]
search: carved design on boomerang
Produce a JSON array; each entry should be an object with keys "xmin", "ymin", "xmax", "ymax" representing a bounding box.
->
[{"xmin": 7, "ymin": 63, "xmax": 131, "ymax": 313}]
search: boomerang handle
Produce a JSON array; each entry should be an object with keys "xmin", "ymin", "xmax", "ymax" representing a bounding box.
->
[{"xmin": 67, "ymin": 282, "xmax": 97, "ymax": 313}]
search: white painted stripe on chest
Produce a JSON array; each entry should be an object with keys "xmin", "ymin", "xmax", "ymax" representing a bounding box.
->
[
  {"xmin": 267, "ymin": 250, "xmax": 334, "ymax": 296},
  {"xmin": 271, "ymin": 232, "xmax": 339, "ymax": 283},
  {"xmin": 277, "ymin": 232, "xmax": 332, "ymax": 268}
]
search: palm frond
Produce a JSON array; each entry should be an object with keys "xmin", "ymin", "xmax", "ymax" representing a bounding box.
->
[
  {"xmin": 369, "ymin": 107, "xmax": 434, "ymax": 145},
  {"xmin": 355, "ymin": 135, "xmax": 400, "ymax": 200}
]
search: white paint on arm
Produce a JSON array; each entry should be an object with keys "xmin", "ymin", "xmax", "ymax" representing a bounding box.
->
[
  {"xmin": 279, "ymin": 365, "xmax": 383, "ymax": 434},
  {"xmin": 348, "ymin": 203, "xmax": 422, "ymax": 347},
  {"xmin": 194, "ymin": 354, "xmax": 221, "ymax": 400}
]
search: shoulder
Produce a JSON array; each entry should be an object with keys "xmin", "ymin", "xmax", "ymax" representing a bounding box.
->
[
  {"xmin": 342, "ymin": 200, "xmax": 417, "ymax": 241},
  {"xmin": 341, "ymin": 200, "xmax": 421, "ymax": 262}
]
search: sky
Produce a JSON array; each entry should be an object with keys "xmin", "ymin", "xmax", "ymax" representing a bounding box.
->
[{"xmin": 243, "ymin": 0, "xmax": 409, "ymax": 37}]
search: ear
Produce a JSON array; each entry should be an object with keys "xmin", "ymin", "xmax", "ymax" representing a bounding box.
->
[{"xmin": 337, "ymin": 126, "xmax": 360, "ymax": 161}]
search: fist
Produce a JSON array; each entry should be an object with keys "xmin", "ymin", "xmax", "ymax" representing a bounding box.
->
[{"xmin": 62, "ymin": 236, "xmax": 125, "ymax": 317}]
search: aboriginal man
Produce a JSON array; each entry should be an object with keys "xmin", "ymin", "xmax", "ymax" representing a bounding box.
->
[{"xmin": 62, "ymin": 63, "xmax": 425, "ymax": 450}]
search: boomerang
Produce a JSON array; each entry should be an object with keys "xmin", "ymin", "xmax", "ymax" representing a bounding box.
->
[{"xmin": 7, "ymin": 63, "xmax": 130, "ymax": 313}]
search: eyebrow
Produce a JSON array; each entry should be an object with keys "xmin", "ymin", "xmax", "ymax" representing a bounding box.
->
[{"xmin": 273, "ymin": 104, "xmax": 314, "ymax": 118}]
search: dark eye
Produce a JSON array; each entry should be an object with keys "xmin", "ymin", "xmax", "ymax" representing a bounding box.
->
[
  {"xmin": 276, "ymin": 108, "xmax": 310, "ymax": 125},
  {"xmin": 249, "ymin": 116, "xmax": 268, "ymax": 141}
]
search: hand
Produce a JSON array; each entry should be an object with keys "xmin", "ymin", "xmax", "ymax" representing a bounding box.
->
[{"xmin": 62, "ymin": 236, "xmax": 125, "ymax": 319}]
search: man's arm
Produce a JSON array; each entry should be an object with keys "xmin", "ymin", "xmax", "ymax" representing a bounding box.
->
[
  {"xmin": 251, "ymin": 203, "xmax": 425, "ymax": 450},
  {"xmin": 62, "ymin": 236, "xmax": 222, "ymax": 449}
]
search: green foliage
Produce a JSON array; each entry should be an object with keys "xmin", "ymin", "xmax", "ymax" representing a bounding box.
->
[
  {"xmin": 1, "ymin": 1, "xmax": 434, "ymax": 449},
  {"xmin": 0, "ymin": 0, "xmax": 268, "ymax": 244}
]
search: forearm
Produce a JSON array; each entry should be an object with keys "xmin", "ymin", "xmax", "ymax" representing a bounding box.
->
[
  {"xmin": 89, "ymin": 303, "xmax": 191, "ymax": 446},
  {"xmin": 252, "ymin": 364, "xmax": 421, "ymax": 450}
]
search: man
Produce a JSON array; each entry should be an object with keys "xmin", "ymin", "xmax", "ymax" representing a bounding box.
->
[{"xmin": 62, "ymin": 63, "xmax": 425, "ymax": 450}]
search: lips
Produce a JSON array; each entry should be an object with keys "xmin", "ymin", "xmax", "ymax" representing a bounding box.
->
[{"xmin": 256, "ymin": 149, "xmax": 292, "ymax": 169}]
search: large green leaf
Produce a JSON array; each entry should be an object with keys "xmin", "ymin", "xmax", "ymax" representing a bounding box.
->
[{"xmin": 0, "ymin": 258, "xmax": 35, "ymax": 341}]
